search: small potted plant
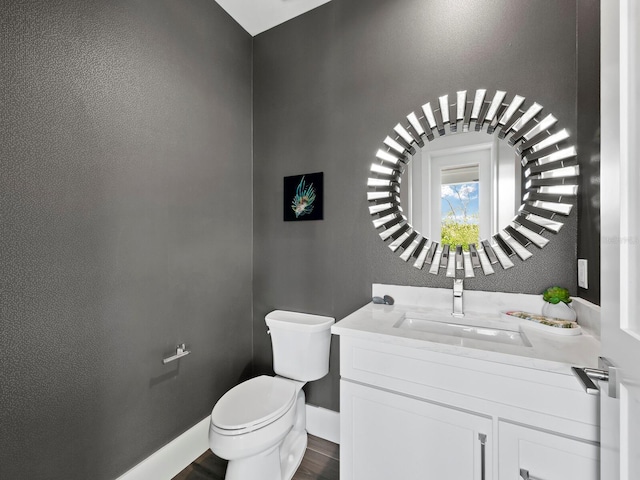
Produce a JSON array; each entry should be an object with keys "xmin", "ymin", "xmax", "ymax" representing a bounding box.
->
[{"xmin": 541, "ymin": 286, "xmax": 577, "ymax": 322}]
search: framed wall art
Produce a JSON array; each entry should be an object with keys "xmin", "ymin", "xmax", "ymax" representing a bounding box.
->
[{"xmin": 283, "ymin": 172, "xmax": 323, "ymax": 221}]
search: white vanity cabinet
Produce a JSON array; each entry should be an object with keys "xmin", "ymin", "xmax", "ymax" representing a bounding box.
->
[{"xmin": 338, "ymin": 336, "xmax": 600, "ymax": 480}]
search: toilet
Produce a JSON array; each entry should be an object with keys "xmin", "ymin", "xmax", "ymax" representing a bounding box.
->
[{"xmin": 209, "ymin": 310, "xmax": 335, "ymax": 480}]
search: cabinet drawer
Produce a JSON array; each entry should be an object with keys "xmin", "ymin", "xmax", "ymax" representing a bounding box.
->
[
  {"xmin": 498, "ymin": 422, "xmax": 599, "ymax": 480},
  {"xmin": 340, "ymin": 336, "xmax": 599, "ymax": 441}
]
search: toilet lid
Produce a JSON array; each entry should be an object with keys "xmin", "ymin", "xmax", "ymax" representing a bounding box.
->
[{"xmin": 211, "ymin": 376, "xmax": 296, "ymax": 431}]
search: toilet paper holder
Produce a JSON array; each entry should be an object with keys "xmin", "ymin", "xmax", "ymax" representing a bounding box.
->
[{"xmin": 162, "ymin": 344, "xmax": 191, "ymax": 364}]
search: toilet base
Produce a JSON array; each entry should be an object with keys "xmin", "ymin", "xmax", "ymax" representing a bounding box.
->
[
  {"xmin": 223, "ymin": 430, "xmax": 308, "ymax": 480},
  {"xmin": 279, "ymin": 428, "xmax": 307, "ymax": 480},
  {"xmin": 224, "ymin": 442, "xmax": 280, "ymax": 480}
]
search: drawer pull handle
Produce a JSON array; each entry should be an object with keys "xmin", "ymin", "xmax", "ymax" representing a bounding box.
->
[{"xmin": 479, "ymin": 433, "xmax": 487, "ymax": 480}]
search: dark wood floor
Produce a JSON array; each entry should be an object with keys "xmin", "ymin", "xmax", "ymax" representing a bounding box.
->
[{"xmin": 172, "ymin": 434, "xmax": 339, "ymax": 480}]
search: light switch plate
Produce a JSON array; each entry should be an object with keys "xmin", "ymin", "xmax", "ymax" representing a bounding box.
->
[{"xmin": 578, "ymin": 259, "xmax": 588, "ymax": 289}]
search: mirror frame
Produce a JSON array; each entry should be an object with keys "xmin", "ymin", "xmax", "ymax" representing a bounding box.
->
[{"xmin": 367, "ymin": 89, "xmax": 579, "ymax": 277}]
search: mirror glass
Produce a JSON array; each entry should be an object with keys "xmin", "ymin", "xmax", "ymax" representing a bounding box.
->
[
  {"xmin": 401, "ymin": 132, "xmax": 521, "ymax": 250},
  {"xmin": 367, "ymin": 89, "xmax": 579, "ymax": 277}
]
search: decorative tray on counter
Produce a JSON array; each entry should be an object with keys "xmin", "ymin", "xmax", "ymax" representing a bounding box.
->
[{"xmin": 501, "ymin": 311, "xmax": 582, "ymax": 336}]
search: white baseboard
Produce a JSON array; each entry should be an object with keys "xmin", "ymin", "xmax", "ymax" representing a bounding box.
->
[
  {"xmin": 117, "ymin": 404, "xmax": 340, "ymax": 480},
  {"xmin": 305, "ymin": 404, "xmax": 340, "ymax": 444},
  {"xmin": 116, "ymin": 416, "xmax": 210, "ymax": 480}
]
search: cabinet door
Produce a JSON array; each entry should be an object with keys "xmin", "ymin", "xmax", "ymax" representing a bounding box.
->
[
  {"xmin": 498, "ymin": 422, "xmax": 599, "ymax": 480},
  {"xmin": 341, "ymin": 380, "xmax": 492, "ymax": 480}
]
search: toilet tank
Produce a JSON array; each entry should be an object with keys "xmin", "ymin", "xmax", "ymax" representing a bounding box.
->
[{"xmin": 265, "ymin": 310, "xmax": 335, "ymax": 381}]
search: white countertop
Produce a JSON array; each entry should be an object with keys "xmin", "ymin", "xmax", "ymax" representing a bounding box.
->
[{"xmin": 332, "ymin": 285, "xmax": 602, "ymax": 375}]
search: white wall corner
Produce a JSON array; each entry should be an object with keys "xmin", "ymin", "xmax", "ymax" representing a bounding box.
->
[
  {"xmin": 116, "ymin": 416, "xmax": 210, "ymax": 480},
  {"xmin": 306, "ymin": 404, "xmax": 340, "ymax": 445},
  {"xmin": 572, "ymin": 297, "xmax": 601, "ymax": 339}
]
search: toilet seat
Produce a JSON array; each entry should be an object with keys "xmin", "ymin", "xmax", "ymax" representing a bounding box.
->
[{"xmin": 211, "ymin": 376, "xmax": 297, "ymax": 435}]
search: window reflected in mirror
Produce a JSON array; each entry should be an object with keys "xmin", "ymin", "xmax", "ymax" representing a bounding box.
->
[
  {"xmin": 440, "ymin": 165, "xmax": 480, "ymax": 250},
  {"xmin": 402, "ymin": 131, "xmax": 521, "ymax": 249}
]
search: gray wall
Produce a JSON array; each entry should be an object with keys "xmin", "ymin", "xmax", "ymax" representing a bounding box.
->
[
  {"xmin": 253, "ymin": 0, "xmax": 592, "ymax": 411},
  {"xmin": 0, "ymin": 1, "xmax": 252, "ymax": 479},
  {"xmin": 577, "ymin": 0, "xmax": 601, "ymax": 305}
]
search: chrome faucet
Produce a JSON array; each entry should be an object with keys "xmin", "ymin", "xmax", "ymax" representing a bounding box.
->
[{"xmin": 452, "ymin": 279, "xmax": 464, "ymax": 317}]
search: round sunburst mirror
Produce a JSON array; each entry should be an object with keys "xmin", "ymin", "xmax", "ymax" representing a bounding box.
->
[{"xmin": 367, "ymin": 89, "xmax": 578, "ymax": 277}]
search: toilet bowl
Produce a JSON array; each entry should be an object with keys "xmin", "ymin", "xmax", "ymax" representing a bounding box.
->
[
  {"xmin": 209, "ymin": 375, "xmax": 298, "ymax": 461},
  {"xmin": 209, "ymin": 310, "xmax": 334, "ymax": 480}
]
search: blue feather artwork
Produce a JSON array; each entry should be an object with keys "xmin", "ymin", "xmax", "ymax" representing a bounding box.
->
[
  {"xmin": 283, "ymin": 172, "xmax": 323, "ymax": 221},
  {"xmin": 291, "ymin": 176, "xmax": 316, "ymax": 218}
]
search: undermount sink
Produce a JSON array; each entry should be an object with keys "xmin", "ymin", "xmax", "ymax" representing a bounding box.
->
[{"xmin": 394, "ymin": 312, "xmax": 531, "ymax": 347}]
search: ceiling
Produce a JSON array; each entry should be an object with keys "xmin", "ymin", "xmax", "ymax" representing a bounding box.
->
[{"xmin": 214, "ymin": 0, "xmax": 332, "ymax": 36}]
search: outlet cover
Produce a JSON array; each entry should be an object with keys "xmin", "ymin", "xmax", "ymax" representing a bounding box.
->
[{"xmin": 578, "ymin": 259, "xmax": 588, "ymax": 289}]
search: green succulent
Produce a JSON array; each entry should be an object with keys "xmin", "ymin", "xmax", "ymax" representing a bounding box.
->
[{"xmin": 542, "ymin": 286, "xmax": 572, "ymax": 304}]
